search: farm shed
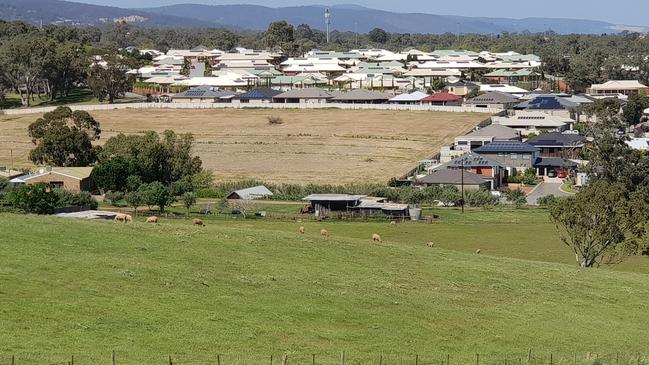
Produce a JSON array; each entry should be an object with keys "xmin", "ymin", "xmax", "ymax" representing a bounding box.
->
[
  {"xmin": 227, "ymin": 185, "xmax": 274, "ymax": 200},
  {"xmin": 302, "ymin": 194, "xmax": 366, "ymax": 217},
  {"xmin": 351, "ymin": 201, "xmax": 410, "ymax": 218}
]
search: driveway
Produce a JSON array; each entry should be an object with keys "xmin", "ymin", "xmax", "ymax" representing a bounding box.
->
[{"xmin": 526, "ymin": 182, "xmax": 574, "ymax": 205}]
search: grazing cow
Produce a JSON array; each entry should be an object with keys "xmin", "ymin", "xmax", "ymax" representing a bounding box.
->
[
  {"xmin": 320, "ymin": 228, "xmax": 329, "ymax": 240},
  {"xmin": 146, "ymin": 216, "xmax": 158, "ymax": 224},
  {"xmin": 193, "ymin": 218, "xmax": 205, "ymax": 226},
  {"xmin": 372, "ymin": 233, "xmax": 382, "ymax": 242},
  {"xmin": 299, "ymin": 226, "xmax": 305, "ymax": 234}
]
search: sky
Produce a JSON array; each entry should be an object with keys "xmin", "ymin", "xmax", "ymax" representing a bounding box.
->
[{"xmin": 75, "ymin": 0, "xmax": 649, "ymax": 26}]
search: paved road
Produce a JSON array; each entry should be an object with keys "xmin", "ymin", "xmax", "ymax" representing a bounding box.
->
[{"xmin": 526, "ymin": 182, "xmax": 574, "ymax": 205}]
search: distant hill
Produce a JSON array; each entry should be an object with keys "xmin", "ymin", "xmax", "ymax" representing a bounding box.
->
[
  {"xmin": 0, "ymin": 0, "xmax": 646, "ymax": 35},
  {"xmin": 0, "ymin": 0, "xmax": 217, "ymax": 28},
  {"xmin": 141, "ymin": 3, "xmax": 646, "ymax": 34}
]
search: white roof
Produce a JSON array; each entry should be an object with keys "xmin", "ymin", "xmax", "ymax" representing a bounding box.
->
[
  {"xmin": 389, "ymin": 91, "xmax": 429, "ymax": 102},
  {"xmin": 479, "ymin": 84, "xmax": 529, "ymax": 94},
  {"xmin": 409, "ymin": 60, "xmax": 484, "ymax": 69},
  {"xmin": 175, "ymin": 75, "xmax": 249, "ymax": 87},
  {"xmin": 626, "ymin": 138, "xmax": 649, "ymax": 150},
  {"xmin": 404, "ymin": 68, "xmax": 462, "ymax": 77},
  {"xmin": 303, "ymin": 194, "xmax": 366, "ymax": 201}
]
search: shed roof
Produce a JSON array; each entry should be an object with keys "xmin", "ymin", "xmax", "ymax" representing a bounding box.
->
[
  {"xmin": 303, "ymin": 194, "xmax": 366, "ymax": 201},
  {"xmin": 526, "ymin": 132, "xmax": 586, "ymax": 147},
  {"xmin": 462, "ymin": 124, "xmax": 520, "ymax": 140},
  {"xmin": 227, "ymin": 185, "xmax": 274, "ymax": 200}
]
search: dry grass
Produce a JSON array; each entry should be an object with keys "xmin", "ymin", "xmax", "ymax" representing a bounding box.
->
[{"xmin": 0, "ymin": 109, "xmax": 486, "ymax": 183}]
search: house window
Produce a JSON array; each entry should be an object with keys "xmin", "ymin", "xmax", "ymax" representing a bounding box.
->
[
  {"xmin": 523, "ymin": 154, "xmax": 531, "ymax": 160},
  {"xmin": 511, "ymin": 153, "xmax": 518, "ymax": 160},
  {"xmin": 50, "ymin": 181, "xmax": 64, "ymax": 189}
]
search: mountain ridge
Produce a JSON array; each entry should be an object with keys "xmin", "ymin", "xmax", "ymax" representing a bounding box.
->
[{"xmin": 1, "ymin": 0, "xmax": 646, "ymax": 34}]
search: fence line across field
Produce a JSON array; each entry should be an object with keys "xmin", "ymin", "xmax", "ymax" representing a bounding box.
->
[
  {"xmin": 4, "ymin": 351, "xmax": 647, "ymax": 365},
  {"xmin": 0, "ymin": 102, "xmax": 503, "ymax": 116}
]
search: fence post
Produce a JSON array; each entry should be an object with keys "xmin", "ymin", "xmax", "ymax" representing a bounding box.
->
[
  {"xmin": 476, "ymin": 353, "xmax": 479, "ymax": 365},
  {"xmin": 379, "ymin": 354, "xmax": 383, "ymax": 365},
  {"xmin": 312, "ymin": 353, "xmax": 316, "ymax": 365},
  {"xmin": 71, "ymin": 355, "xmax": 74, "ymax": 365},
  {"xmin": 416, "ymin": 354, "xmax": 419, "ymax": 365},
  {"xmin": 11, "ymin": 355, "xmax": 14, "ymax": 365},
  {"xmin": 616, "ymin": 353, "xmax": 619, "ymax": 365},
  {"xmin": 528, "ymin": 350, "xmax": 532, "ymax": 365},
  {"xmin": 447, "ymin": 354, "xmax": 450, "ymax": 365},
  {"xmin": 217, "ymin": 354, "xmax": 221, "ymax": 365},
  {"xmin": 550, "ymin": 353, "xmax": 553, "ymax": 365},
  {"xmin": 168, "ymin": 354, "xmax": 173, "ymax": 365},
  {"xmin": 112, "ymin": 351, "xmax": 116, "ymax": 365}
]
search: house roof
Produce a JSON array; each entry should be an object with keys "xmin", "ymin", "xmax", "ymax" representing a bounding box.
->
[
  {"xmin": 514, "ymin": 95, "xmax": 578, "ymax": 110},
  {"xmin": 302, "ymin": 194, "xmax": 366, "ymax": 201},
  {"xmin": 491, "ymin": 113, "xmax": 574, "ymax": 128},
  {"xmin": 11, "ymin": 167, "xmax": 94, "ymax": 183},
  {"xmin": 462, "ymin": 124, "xmax": 520, "ymax": 140},
  {"xmin": 591, "ymin": 80, "xmax": 648, "ymax": 91},
  {"xmin": 331, "ymin": 88, "xmax": 392, "ymax": 101},
  {"xmin": 226, "ymin": 185, "xmax": 274, "ymax": 200},
  {"xmin": 534, "ymin": 157, "xmax": 578, "ymax": 168},
  {"xmin": 626, "ymin": 138, "xmax": 649, "ymax": 150},
  {"xmin": 483, "ymin": 69, "xmax": 540, "ymax": 77},
  {"xmin": 418, "ymin": 169, "xmax": 488, "ymax": 186},
  {"xmin": 465, "ymin": 91, "xmax": 519, "ymax": 104},
  {"xmin": 273, "ymin": 87, "xmax": 333, "ymax": 99},
  {"xmin": 389, "ymin": 91, "xmax": 429, "ymax": 102},
  {"xmin": 421, "ymin": 92, "xmax": 462, "ymax": 102},
  {"xmin": 232, "ymin": 88, "xmax": 282, "ymax": 100},
  {"xmin": 474, "ymin": 141, "xmax": 539, "ymax": 153},
  {"xmin": 478, "ymin": 84, "xmax": 529, "ymax": 94},
  {"xmin": 526, "ymin": 132, "xmax": 586, "ymax": 147},
  {"xmin": 438, "ymin": 152, "xmax": 505, "ymax": 169}
]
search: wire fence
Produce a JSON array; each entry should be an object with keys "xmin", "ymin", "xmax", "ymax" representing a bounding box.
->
[{"xmin": 3, "ymin": 351, "xmax": 647, "ymax": 365}]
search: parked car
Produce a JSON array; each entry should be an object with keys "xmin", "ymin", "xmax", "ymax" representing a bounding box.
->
[{"xmin": 547, "ymin": 169, "xmax": 557, "ymax": 178}]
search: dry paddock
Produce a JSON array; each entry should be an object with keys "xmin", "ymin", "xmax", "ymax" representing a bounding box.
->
[{"xmin": 0, "ymin": 108, "xmax": 486, "ymax": 184}]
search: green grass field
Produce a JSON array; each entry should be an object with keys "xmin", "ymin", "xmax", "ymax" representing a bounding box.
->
[{"xmin": 1, "ymin": 210, "xmax": 649, "ymax": 365}]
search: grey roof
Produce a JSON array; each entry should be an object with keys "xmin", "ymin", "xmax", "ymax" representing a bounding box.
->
[
  {"xmin": 474, "ymin": 141, "xmax": 540, "ymax": 153},
  {"xmin": 465, "ymin": 91, "xmax": 519, "ymax": 104},
  {"xmin": 438, "ymin": 152, "xmax": 505, "ymax": 169},
  {"xmin": 227, "ymin": 185, "xmax": 273, "ymax": 200},
  {"xmin": 174, "ymin": 86, "xmax": 236, "ymax": 99},
  {"xmin": 514, "ymin": 95, "xmax": 578, "ymax": 110},
  {"xmin": 303, "ymin": 194, "xmax": 366, "ymax": 201},
  {"xmin": 526, "ymin": 132, "xmax": 586, "ymax": 147},
  {"xmin": 463, "ymin": 124, "xmax": 520, "ymax": 140},
  {"xmin": 418, "ymin": 169, "xmax": 488, "ymax": 186},
  {"xmin": 534, "ymin": 157, "xmax": 578, "ymax": 168},
  {"xmin": 353, "ymin": 201, "xmax": 409, "ymax": 211},
  {"xmin": 232, "ymin": 88, "xmax": 282, "ymax": 100},
  {"xmin": 273, "ymin": 87, "xmax": 333, "ymax": 99},
  {"xmin": 331, "ymin": 89, "xmax": 391, "ymax": 101}
]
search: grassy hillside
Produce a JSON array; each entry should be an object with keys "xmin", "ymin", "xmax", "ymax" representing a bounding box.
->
[{"xmin": 1, "ymin": 213, "xmax": 649, "ymax": 364}]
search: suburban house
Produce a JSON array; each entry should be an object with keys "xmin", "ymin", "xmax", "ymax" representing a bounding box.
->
[
  {"xmin": 10, "ymin": 167, "xmax": 95, "ymax": 193},
  {"xmin": 447, "ymin": 80, "xmax": 479, "ymax": 97},
  {"xmin": 589, "ymin": 80, "xmax": 649, "ymax": 96},
  {"xmin": 491, "ymin": 112, "xmax": 574, "ymax": 134},
  {"xmin": 330, "ymin": 89, "xmax": 392, "ymax": 104},
  {"xmin": 273, "ymin": 88, "xmax": 333, "ymax": 103},
  {"xmin": 464, "ymin": 91, "xmax": 519, "ymax": 109},
  {"xmin": 172, "ymin": 86, "xmax": 236, "ymax": 103},
  {"xmin": 513, "ymin": 95, "xmax": 577, "ymax": 118},
  {"xmin": 474, "ymin": 141, "xmax": 540, "ymax": 174},
  {"xmin": 226, "ymin": 185, "xmax": 274, "ymax": 200},
  {"xmin": 420, "ymin": 92, "xmax": 462, "ymax": 106},
  {"xmin": 416, "ymin": 169, "xmax": 490, "ymax": 190},
  {"xmin": 431, "ymin": 152, "xmax": 506, "ymax": 190},
  {"xmin": 454, "ymin": 124, "xmax": 521, "ymax": 150},
  {"xmin": 526, "ymin": 132, "xmax": 587, "ymax": 158},
  {"xmin": 534, "ymin": 157, "xmax": 578, "ymax": 178},
  {"xmin": 231, "ymin": 88, "xmax": 282, "ymax": 103},
  {"xmin": 478, "ymin": 84, "xmax": 529, "ymax": 97}
]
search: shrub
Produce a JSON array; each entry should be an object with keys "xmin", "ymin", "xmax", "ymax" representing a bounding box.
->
[
  {"xmin": 464, "ymin": 189, "xmax": 499, "ymax": 207},
  {"xmin": 104, "ymin": 191, "xmax": 124, "ymax": 206},
  {"xmin": 267, "ymin": 116, "xmax": 283, "ymax": 125},
  {"xmin": 537, "ymin": 194, "xmax": 557, "ymax": 207},
  {"xmin": 505, "ymin": 188, "xmax": 527, "ymax": 208}
]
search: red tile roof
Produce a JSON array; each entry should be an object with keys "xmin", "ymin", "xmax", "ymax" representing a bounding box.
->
[{"xmin": 421, "ymin": 92, "xmax": 462, "ymax": 102}]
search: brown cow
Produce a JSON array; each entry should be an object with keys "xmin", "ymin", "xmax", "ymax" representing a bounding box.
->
[
  {"xmin": 372, "ymin": 233, "xmax": 382, "ymax": 242},
  {"xmin": 193, "ymin": 218, "xmax": 205, "ymax": 226}
]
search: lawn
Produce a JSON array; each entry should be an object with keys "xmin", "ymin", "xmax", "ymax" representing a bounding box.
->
[
  {"xmin": 0, "ymin": 109, "xmax": 486, "ymax": 184},
  {"xmin": 1, "ymin": 211, "xmax": 649, "ymax": 364},
  {"xmin": 0, "ymin": 89, "xmax": 98, "ymax": 109}
]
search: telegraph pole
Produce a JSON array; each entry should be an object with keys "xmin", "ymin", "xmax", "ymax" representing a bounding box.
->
[
  {"xmin": 461, "ymin": 159, "xmax": 465, "ymax": 214},
  {"xmin": 325, "ymin": 8, "xmax": 331, "ymax": 43}
]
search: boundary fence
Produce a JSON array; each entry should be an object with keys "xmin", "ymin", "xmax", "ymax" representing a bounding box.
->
[
  {"xmin": 3, "ymin": 351, "xmax": 647, "ymax": 365},
  {"xmin": 0, "ymin": 102, "xmax": 503, "ymax": 116}
]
